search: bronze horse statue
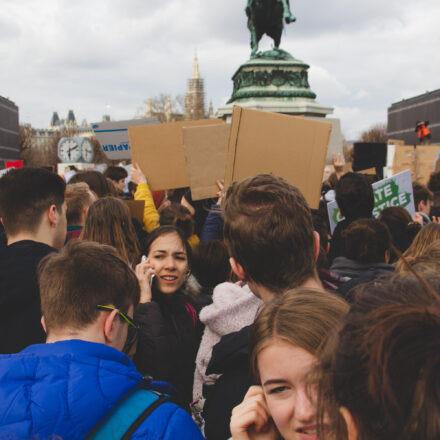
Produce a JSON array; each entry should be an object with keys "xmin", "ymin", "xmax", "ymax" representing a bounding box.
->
[{"xmin": 246, "ymin": 0, "xmax": 296, "ymax": 57}]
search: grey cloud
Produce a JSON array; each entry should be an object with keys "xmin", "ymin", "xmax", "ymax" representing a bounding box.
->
[{"xmin": 2, "ymin": 0, "xmax": 439, "ymax": 138}]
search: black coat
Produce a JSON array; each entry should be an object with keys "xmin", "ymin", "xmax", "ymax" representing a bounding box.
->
[
  {"xmin": 0, "ymin": 240, "xmax": 57, "ymax": 354},
  {"xmin": 133, "ymin": 288, "xmax": 201, "ymax": 408},
  {"xmin": 328, "ymin": 218, "xmax": 353, "ymax": 264},
  {"xmin": 203, "ymin": 325, "xmax": 254, "ymax": 440}
]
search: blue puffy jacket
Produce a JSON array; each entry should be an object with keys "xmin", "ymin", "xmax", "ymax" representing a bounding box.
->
[{"xmin": 0, "ymin": 340, "xmax": 203, "ymax": 440}]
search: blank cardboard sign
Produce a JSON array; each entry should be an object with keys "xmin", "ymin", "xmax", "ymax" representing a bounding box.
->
[
  {"xmin": 182, "ymin": 124, "xmax": 231, "ymax": 201},
  {"xmin": 392, "ymin": 145, "xmax": 415, "ymax": 180},
  {"xmin": 415, "ymin": 145, "xmax": 440, "ymax": 185},
  {"xmin": 225, "ymin": 107, "xmax": 332, "ymax": 209},
  {"xmin": 124, "ymin": 200, "xmax": 145, "ymax": 224},
  {"xmin": 128, "ymin": 119, "xmax": 223, "ymax": 191}
]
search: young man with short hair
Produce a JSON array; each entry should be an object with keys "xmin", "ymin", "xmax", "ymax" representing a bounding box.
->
[
  {"xmin": 104, "ymin": 165, "xmax": 128, "ymax": 195},
  {"xmin": 65, "ymin": 181, "xmax": 96, "ymax": 240},
  {"xmin": 0, "ymin": 240, "xmax": 203, "ymax": 439},
  {"xmin": 202, "ymin": 173, "xmax": 322, "ymax": 439},
  {"xmin": 413, "ymin": 182, "xmax": 434, "ymax": 225},
  {"xmin": 0, "ymin": 168, "xmax": 67, "ymax": 353},
  {"xmin": 328, "ymin": 172, "xmax": 375, "ymax": 263}
]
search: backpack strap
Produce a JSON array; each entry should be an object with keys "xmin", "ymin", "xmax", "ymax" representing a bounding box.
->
[
  {"xmin": 185, "ymin": 302, "xmax": 197, "ymax": 328},
  {"xmin": 86, "ymin": 387, "xmax": 170, "ymax": 440}
]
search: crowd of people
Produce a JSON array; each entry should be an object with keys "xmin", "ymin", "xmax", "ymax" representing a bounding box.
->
[{"xmin": 0, "ymin": 160, "xmax": 439, "ymax": 440}]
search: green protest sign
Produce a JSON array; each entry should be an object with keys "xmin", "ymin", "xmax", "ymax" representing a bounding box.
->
[{"xmin": 327, "ymin": 170, "xmax": 415, "ymax": 233}]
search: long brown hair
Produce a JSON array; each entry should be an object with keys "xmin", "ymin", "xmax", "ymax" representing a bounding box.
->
[
  {"xmin": 318, "ymin": 273, "xmax": 440, "ymax": 440},
  {"xmin": 395, "ymin": 223, "xmax": 440, "ymax": 273},
  {"xmin": 250, "ymin": 288, "xmax": 349, "ymax": 382},
  {"xmin": 81, "ymin": 197, "xmax": 140, "ymax": 266}
]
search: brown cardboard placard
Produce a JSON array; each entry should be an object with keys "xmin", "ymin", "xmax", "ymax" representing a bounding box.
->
[
  {"xmin": 182, "ymin": 124, "xmax": 231, "ymax": 201},
  {"xmin": 388, "ymin": 139, "xmax": 405, "ymax": 146},
  {"xmin": 415, "ymin": 145, "xmax": 440, "ymax": 185},
  {"xmin": 128, "ymin": 119, "xmax": 223, "ymax": 191},
  {"xmin": 392, "ymin": 145, "xmax": 416, "ymax": 180},
  {"xmin": 125, "ymin": 200, "xmax": 145, "ymax": 224},
  {"xmin": 224, "ymin": 107, "xmax": 332, "ymax": 209}
]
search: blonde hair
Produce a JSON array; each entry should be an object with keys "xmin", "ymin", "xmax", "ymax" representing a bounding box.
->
[
  {"xmin": 81, "ymin": 197, "xmax": 140, "ymax": 266},
  {"xmin": 250, "ymin": 288, "xmax": 349, "ymax": 382},
  {"xmin": 395, "ymin": 223, "xmax": 440, "ymax": 273},
  {"xmin": 65, "ymin": 182, "xmax": 94, "ymax": 225}
]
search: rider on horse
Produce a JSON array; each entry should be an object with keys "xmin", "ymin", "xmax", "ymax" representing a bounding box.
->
[{"xmin": 246, "ymin": 0, "xmax": 296, "ymax": 57}]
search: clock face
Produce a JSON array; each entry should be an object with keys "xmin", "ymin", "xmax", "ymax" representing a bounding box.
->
[
  {"xmin": 58, "ymin": 138, "xmax": 81, "ymax": 163},
  {"xmin": 81, "ymin": 139, "xmax": 95, "ymax": 163}
]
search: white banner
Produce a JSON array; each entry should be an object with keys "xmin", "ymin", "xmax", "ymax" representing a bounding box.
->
[{"xmin": 92, "ymin": 117, "xmax": 159, "ymax": 161}]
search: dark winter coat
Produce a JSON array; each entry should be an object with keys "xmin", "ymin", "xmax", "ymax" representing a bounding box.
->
[
  {"xmin": 203, "ymin": 325, "xmax": 254, "ymax": 440},
  {"xmin": 200, "ymin": 204, "xmax": 223, "ymax": 242},
  {"xmin": 0, "ymin": 240, "xmax": 57, "ymax": 354},
  {"xmin": 328, "ymin": 218, "xmax": 353, "ymax": 264},
  {"xmin": 331, "ymin": 256, "xmax": 395, "ymax": 302},
  {"xmin": 134, "ymin": 288, "xmax": 202, "ymax": 409}
]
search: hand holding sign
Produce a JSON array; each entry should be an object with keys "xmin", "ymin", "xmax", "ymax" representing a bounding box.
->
[
  {"xmin": 130, "ymin": 163, "xmax": 147, "ymax": 185},
  {"xmin": 216, "ymin": 179, "xmax": 225, "ymax": 206},
  {"xmin": 332, "ymin": 152, "xmax": 345, "ymax": 178}
]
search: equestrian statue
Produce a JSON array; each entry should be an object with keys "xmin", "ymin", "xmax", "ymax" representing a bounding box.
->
[{"xmin": 246, "ymin": 0, "xmax": 296, "ymax": 58}]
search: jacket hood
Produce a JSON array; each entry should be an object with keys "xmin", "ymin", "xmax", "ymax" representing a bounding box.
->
[
  {"xmin": 199, "ymin": 282, "xmax": 262, "ymax": 336},
  {"xmin": 330, "ymin": 256, "xmax": 394, "ymax": 279}
]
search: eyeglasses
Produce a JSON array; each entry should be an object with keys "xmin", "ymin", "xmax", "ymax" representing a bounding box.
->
[{"xmin": 96, "ymin": 305, "xmax": 139, "ymax": 354}]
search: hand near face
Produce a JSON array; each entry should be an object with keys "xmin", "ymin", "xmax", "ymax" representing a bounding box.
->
[
  {"xmin": 412, "ymin": 213, "xmax": 423, "ymax": 226},
  {"xmin": 135, "ymin": 258, "xmax": 155, "ymax": 303},
  {"xmin": 332, "ymin": 152, "xmax": 345, "ymax": 170},
  {"xmin": 230, "ymin": 386, "xmax": 279, "ymax": 440}
]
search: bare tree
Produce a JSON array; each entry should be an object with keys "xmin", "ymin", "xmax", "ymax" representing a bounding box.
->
[
  {"xmin": 19, "ymin": 125, "xmax": 34, "ymax": 165},
  {"xmin": 359, "ymin": 123, "xmax": 388, "ymax": 143},
  {"xmin": 134, "ymin": 94, "xmax": 185, "ymax": 123},
  {"xmin": 90, "ymin": 136, "xmax": 112, "ymax": 165}
]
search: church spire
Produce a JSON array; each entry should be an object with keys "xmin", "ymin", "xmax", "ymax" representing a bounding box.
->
[
  {"xmin": 145, "ymin": 97, "xmax": 153, "ymax": 118},
  {"xmin": 208, "ymin": 100, "xmax": 214, "ymax": 118},
  {"xmin": 191, "ymin": 51, "xmax": 201, "ymax": 79},
  {"xmin": 185, "ymin": 51, "xmax": 206, "ymax": 120}
]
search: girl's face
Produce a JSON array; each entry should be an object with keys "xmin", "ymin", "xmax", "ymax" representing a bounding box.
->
[
  {"xmin": 147, "ymin": 232, "xmax": 188, "ymax": 295},
  {"xmin": 258, "ymin": 338, "xmax": 318, "ymax": 440}
]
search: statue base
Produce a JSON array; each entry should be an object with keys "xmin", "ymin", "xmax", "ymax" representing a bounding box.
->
[{"xmin": 217, "ymin": 49, "xmax": 333, "ymax": 121}]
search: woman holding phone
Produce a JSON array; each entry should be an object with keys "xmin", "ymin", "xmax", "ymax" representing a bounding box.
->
[
  {"xmin": 134, "ymin": 225, "xmax": 201, "ymax": 409},
  {"xmin": 230, "ymin": 289, "xmax": 348, "ymax": 440}
]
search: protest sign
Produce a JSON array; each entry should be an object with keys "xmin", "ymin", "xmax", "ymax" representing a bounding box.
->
[
  {"xmin": 128, "ymin": 119, "xmax": 223, "ymax": 191},
  {"xmin": 392, "ymin": 145, "xmax": 415, "ymax": 179},
  {"xmin": 327, "ymin": 169, "xmax": 415, "ymax": 233},
  {"xmin": 353, "ymin": 142, "xmax": 387, "ymax": 179},
  {"xmin": 92, "ymin": 117, "xmax": 159, "ymax": 161},
  {"xmin": 124, "ymin": 200, "xmax": 145, "ymax": 224},
  {"xmin": 415, "ymin": 145, "xmax": 440, "ymax": 185},
  {"xmin": 225, "ymin": 106, "xmax": 332, "ymax": 209},
  {"xmin": 308, "ymin": 117, "xmax": 344, "ymax": 165},
  {"xmin": 182, "ymin": 124, "xmax": 231, "ymax": 200},
  {"xmin": 5, "ymin": 160, "xmax": 23, "ymax": 169}
]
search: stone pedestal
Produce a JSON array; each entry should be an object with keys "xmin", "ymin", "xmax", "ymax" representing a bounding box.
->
[{"xmin": 217, "ymin": 49, "xmax": 333, "ymax": 122}]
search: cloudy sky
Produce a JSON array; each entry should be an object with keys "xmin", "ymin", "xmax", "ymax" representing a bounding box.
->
[{"xmin": 2, "ymin": 0, "xmax": 439, "ymax": 139}]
